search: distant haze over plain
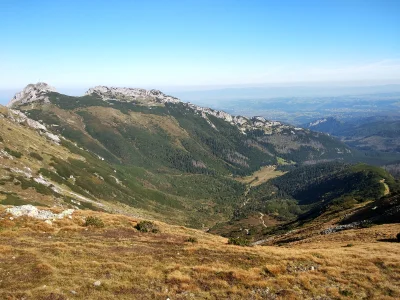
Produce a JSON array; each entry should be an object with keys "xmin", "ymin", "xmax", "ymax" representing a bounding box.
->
[{"xmin": 1, "ymin": 82, "xmax": 400, "ymax": 107}]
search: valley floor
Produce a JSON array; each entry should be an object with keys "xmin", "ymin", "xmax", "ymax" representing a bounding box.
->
[{"xmin": 0, "ymin": 207, "xmax": 399, "ymax": 299}]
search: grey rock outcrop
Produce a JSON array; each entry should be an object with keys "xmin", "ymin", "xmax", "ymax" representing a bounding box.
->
[
  {"xmin": 7, "ymin": 82, "xmax": 57, "ymax": 108},
  {"xmin": 6, "ymin": 205, "xmax": 74, "ymax": 220},
  {"xmin": 85, "ymin": 86, "xmax": 181, "ymax": 104}
]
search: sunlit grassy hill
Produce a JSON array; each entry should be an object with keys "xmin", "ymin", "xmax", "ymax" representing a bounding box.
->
[{"xmin": 0, "ymin": 206, "xmax": 399, "ymax": 299}]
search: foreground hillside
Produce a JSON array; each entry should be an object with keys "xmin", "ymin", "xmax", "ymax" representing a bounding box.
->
[{"xmin": 0, "ymin": 206, "xmax": 399, "ymax": 300}]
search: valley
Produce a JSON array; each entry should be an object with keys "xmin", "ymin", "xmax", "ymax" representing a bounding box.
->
[
  {"xmin": 1, "ymin": 83, "xmax": 400, "ymax": 299},
  {"xmin": 2, "ymin": 1, "xmax": 400, "ymax": 299}
]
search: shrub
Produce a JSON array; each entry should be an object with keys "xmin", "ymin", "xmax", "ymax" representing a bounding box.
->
[
  {"xmin": 360, "ymin": 222, "xmax": 373, "ymax": 228},
  {"xmin": 228, "ymin": 237, "xmax": 251, "ymax": 247},
  {"xmin": 0, "ymin": 135, "xmax": 3, "ymax": 142},
  {"xmin": 135, "ymin": 220, "xmax": 159, "ymax": 233},
  {"xmin": 4, "ymin": 147, "xmax": 22, "ymax": 158},
  {"xmin": 29, "ymin": 152, "xmax": 43, "ymax": 161},
  {"xmin": 340, "ymin": 289, "xmax": 353, "ymax": 297},
  {"xmin": 84, "ymin": 216, "xmax": 105, "ymax": 228},
  {"xmin": 185, "ymin": 237, "xmax": 198, "ymax": 243}
]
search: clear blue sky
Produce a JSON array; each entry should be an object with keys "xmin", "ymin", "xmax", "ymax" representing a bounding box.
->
[{"xmin": 1, "ymin": 0, "xmax": 399, "ymax": 91}]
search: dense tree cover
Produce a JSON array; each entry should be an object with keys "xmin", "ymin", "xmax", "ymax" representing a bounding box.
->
[
  {"xmin": 272, "ymin": 162, "xmax": 399, "ymax": 205},
  {"xmin": 220, "ymin": 162, "xmax": 400, "ymax": 236}
]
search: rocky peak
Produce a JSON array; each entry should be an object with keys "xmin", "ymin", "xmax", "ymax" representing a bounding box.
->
[
  {"xmin": 84, "ymin": 86, "xmax": 181, "ymax": 104},
  {"xmin": 7, "ymin": 82, "xmax": 57, "ymax": 108}
]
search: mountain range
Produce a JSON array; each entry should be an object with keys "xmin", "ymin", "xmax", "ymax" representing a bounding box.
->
[
  {"xmin": 1, "ymin": 83, "xmax": 400, "ymax": 298},
  {"xmin": 2, "ymin": 83, "xmax": 361, "ymax": 227},
  {"xmin": 2, "ymin": 82, "xmax": 399, "ymax": 229}
]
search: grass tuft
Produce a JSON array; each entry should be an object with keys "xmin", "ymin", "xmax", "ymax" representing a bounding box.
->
[
  {"xmin": 4, "ymin": 147, "xmax": 22, "ymax": 158},
  {"xmin": 29, "ymin": 151, "xmax": 44, "ymax": 161},
  {"xmin": 227, "ymin": 237, "xmax": 251, "ymax": 246},
  {"xmin": 135, "ymin": 220, "xmax": 159, "ymax": 233},
  {"xmin": 185, "ymin": 237, "xmax": 198, "ymax": 243},
  {"xmin": 84, "ymin": 216, "xmax": 105, "ymax": 228}
]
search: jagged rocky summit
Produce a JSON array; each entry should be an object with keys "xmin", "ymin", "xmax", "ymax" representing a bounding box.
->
[
  {"xmin": 85, "ymin": 86, "xmax": 181, "ymax": 104},
  {"xmin": 7, "ymin": 82, "xmax": 57, "ymax": 108}
]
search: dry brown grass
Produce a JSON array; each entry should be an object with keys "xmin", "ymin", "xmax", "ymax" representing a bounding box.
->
[
  {"xmin": 0, "ymin": 207, "xmax": 399, "ymax": 299},
  {"xmin": 236, "ymin": 165, "xmax": 285, "ymax": 186}
]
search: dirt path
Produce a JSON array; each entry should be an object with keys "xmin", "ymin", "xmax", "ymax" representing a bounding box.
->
[
  {"xmin": 240, "ymin": 185, "xmax": 251, "ymax": 207},
  {"xmin": 380, "ymin": 179, "xmax": 390, "ymax": 196},
  {"xmin": 259, "ymin": 212, "xmax": 268, "ymax": 228}
]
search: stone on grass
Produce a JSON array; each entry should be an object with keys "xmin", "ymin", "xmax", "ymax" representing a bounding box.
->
[{"xmin": 93, "ymin": 280, "xmax": 101, "ymax": 287}]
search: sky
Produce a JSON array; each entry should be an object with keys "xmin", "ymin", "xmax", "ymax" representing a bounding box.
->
[{"xmin": 1, "ymin": 0, "xmax": 399, "ymax": 95}]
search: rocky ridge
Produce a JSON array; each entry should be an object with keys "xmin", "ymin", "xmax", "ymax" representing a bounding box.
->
[
  {"xmin": 85, "ymin": 86, "xmax": 181, "ymax": 104},
  {"xmin": 84, "ymin": 85, "xmax": 305, "ymax": 135},
  {"xmin": 3, "ymin": 108, "xmax": 61, "ymax": 144},
  {"xmin": 7, "ymin": 82, "xmax": 57, "ymax": 108},
  {"xmin": 9, "ymin": 83, "xmax": 309, "ymax": 137},
  {"xmin": 187, "ymin": 103, "xmax": 303, "ymax": 134},
  {"xmin": 309, "ymin": 118, "xmax": 328, "ymax": 127}
]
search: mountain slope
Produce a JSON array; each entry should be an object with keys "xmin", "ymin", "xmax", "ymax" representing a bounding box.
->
[
  {"xmin": 10, "ymin": 83, "xmax": 355, "ymax": 175},
  {"xmin": 0, "ymin": 105, "xmax": 245, "ymax": 228},
  {"xmin": 210, "ymin": 162, "xmax": 400, "ymax": 239},
  {"xmin": 2, "ymin": 83, "xmax": 400, "ymax": 299},
  {"xmin": 304, "ymin": 116, "xmax": 400, "ymax": 153},
  {"xmin": 1, "ymin": 83, "xmax": 359, "ymax": 228},
  {"xmin": 1, "ymin": 205, "xmax": 399, "ymax": 299}
]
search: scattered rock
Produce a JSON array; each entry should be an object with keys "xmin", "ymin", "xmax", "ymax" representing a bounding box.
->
[
  {"xmin": 321, "ymin": 220, "xmax": 370, "ymax": 234},
  {"xmin": 5, "ymin": 108, "xmax": 61, "ymax": 144},
  {"xmin": 93, "ymin": 280, "xmax": 101, "ymax": 287},
  {"xmin": 6, "ymin": 205, "xmax": 74, "ymax": 220}
]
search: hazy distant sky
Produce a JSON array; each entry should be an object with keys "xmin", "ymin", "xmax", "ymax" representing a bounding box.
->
[{"xmin": 1, "ymin": 0, "xmax": 399, "ymax": 90}]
